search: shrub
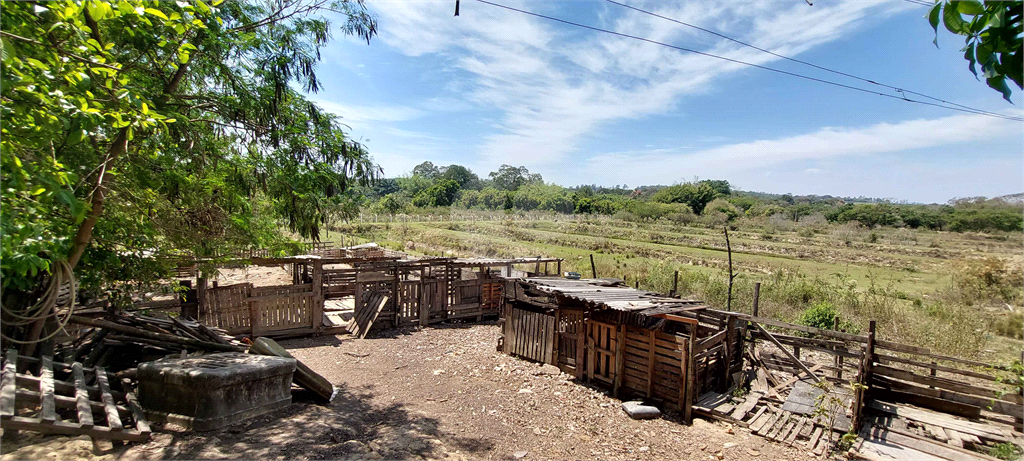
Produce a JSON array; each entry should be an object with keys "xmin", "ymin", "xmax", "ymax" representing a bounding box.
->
[
  {"xmin": 990, "ymin": 312, "xmax": 1024, "ymax": 340},
  {"xmin": 987, "ymin": 442, "xmax": 1023, "ymax": 461},
  {"xmin": 796, "ymin": 301, "xmax": 856, "ymax": 334}
]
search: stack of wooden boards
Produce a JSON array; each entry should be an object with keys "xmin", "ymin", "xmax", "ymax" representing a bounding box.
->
[
  {"xmin": 347, "ymin": 290, "xmax": 390, "ymax": 338},
  {"xmin": 855, "ymin": 400, "xmax": 1024, "ymax": 461},
  {"xmin": 64, "ymin": 313, "xmax": 246, "ymax": 370},
  {"xmin": 695, "ymin": 385, "xmax": 850, "ymax": 457},
  {"xmin": 0, "ymin": 349, "xmax": 151, "ymax": 442}
]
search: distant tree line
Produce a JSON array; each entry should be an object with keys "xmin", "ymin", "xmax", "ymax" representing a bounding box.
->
[{"xmin": 356, "ymin": 162, "xmax": 1022, "ymax": 233}]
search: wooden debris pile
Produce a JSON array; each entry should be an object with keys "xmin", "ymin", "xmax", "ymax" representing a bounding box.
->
[
  {"xmin": 61, "ymin": 313, "xmax": 245, "ymax": 371},
  {"xmin": 1, "ymin": 349, "xmax": 151, "ymax": 442},
  {"xmin": 693, "ymin": 348, "xmax": 855, "ymax": 457},
  {"xmin": 856, "ymin": 400, "xmax": 1024, "ymax": 461}
]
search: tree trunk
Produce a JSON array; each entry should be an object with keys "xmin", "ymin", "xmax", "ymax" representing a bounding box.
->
[{"xmin": 66, "ymin": 128, "xmax": 128, "ymax": 269}]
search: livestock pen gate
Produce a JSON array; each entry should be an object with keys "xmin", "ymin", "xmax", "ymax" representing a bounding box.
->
[{"xmin": 343, "ymin": 257, "xmax": 563, "ymax": 334}]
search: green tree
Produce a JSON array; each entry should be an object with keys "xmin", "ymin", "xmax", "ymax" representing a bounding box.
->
[
  {"xmin": 412, "ymin": 179, "xmax": 460, "ymax": 207},
  {"xmin": 928, "ymin": 0, "xmax": 1022, "ymax": 101},
  {"xmin": 1, "ymin": 0, "xmax": 380, "ymax": 297},
  {"xmin": 412, "ymin": 161, "xmax": 440, "ymax": 179},
  {"xmin": 651, "ymin": 182, "xmax": 720, "ymax": 214},
  {"xmin": 489, "ymin": 164, "xmax": 540, "ymax": 191},
  {"xmin": 440, "ymin": 164, "xmax": 480, "ymax": 189}
]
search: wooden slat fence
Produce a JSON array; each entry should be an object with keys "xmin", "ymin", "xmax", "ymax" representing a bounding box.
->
[{"xmin": 504, "ymin": 307, "xmax": 556, "ymax": 365}]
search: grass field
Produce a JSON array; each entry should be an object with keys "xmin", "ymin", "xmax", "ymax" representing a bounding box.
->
[{"xmin": 326, "ymin": 213, "xmax": 1023, "ymax": 365}]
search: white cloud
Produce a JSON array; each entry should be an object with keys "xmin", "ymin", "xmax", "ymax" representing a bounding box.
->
[
  {"xmin": 314, "ymin": 99, "xmax": 424, "ymax": 124},
  {"xmin": 566, "ymin": 112, "xmax": 1021, "ymax": 201},
  {"xmin": 369, "ymin": 0, "xmax": 912, "ymax": 165}
]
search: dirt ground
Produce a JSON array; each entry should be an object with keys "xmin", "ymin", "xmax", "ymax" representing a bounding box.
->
[{"xmin": 2, "ymin": 323, "xmax": 822, "ymax": 461}]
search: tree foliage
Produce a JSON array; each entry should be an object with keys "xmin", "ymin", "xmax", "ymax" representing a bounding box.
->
[
  {"xmin": 929, "ymin": 0, "xmax": 1023, "ymax": 101},
  {"xmin": 1, "ymin": 0, "xmax": 380, "ymax": 294}
]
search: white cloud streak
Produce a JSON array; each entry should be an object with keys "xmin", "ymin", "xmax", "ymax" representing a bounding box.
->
[{"xmin": 369, "ymin": 0, "xmax": 913, "ymax": 165}]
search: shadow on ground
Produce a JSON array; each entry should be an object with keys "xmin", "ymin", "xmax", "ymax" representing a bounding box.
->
[{"xmin": 116, "ymin": 382, "xmax": 493, "ymax": 460}]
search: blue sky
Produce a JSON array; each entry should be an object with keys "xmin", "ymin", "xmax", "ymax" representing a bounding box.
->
[{"xmin": 308, "ymin": 0, "xmax": 1023, "ymax": 204}]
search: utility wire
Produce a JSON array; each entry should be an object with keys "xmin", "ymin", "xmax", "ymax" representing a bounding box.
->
[
  {"xmin": 903, "ymin": 0, "xmax": 935, "ymax": 7},
  {"xmin": 604, "ymin": 0, "xmax": 1017, "ymax": 121},
  {"xmin": 472, "ymin": 0, "xmax": 1022, "ymax": 122}
]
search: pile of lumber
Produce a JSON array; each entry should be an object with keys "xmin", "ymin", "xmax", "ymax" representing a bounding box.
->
[{"xmin": 61, "ymin": 313, "xmax": 245, "ymax": 371}]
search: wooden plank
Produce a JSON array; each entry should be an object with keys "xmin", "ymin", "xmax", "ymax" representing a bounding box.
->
[
  {"xmin": 873, "ymin": 376, "xmax": 1022, "ymax": 418},
  {"xmin": 866, "ymin": 400, "xmax": 1013, "ymax": 442},
  {"xmin": 1, "ymin": 349, "xmax": 17, "ymax": 418},
  {"xmin": 684, "ymin": 331, "xmax": 696, "ymax": 423},
  {"xmin": 807, "ymin": 426, "xmax": 823, "ymax": 450},
  {"xmin": 613, "ymin": 325, "xmax": 625, "ymax": 398},
  {"xmin": 772, "ymin": 364, "xmax": 824, "ymax": 393},
  {"xmin": 786, "ymin": 417, "xmax": 807, "ymax": 445},
  {"xmin": 124, "ymin": 391, "xmax": 150, "ymax": 435},
  {"xmin": 0, "ymin": 416, "xmax": 149, "ymax": 441},
  {"xmin": 863, "ymin": 423, "xmax": 999, "ymax": 461},
  {"xmin": 752, "ymin": 323, "xmax": 822, "ymax": 383},
  {"xmin": 756, "ymin": 410, "xmax": 781, "ymax": 437},
  {"xmin": 767, "ymin": 412, "xmax": 790, "ymax": 440},
  {"xmin": 39, "ymin": 357, "xmax": 56, "ymax": 424},
  {"xmin": 944, "ymin": 428, "xmax": 963, "ymax": 448},
  {"xmin": 875, "ymin": 352, "xmax": 1002, "ymax": 383},
  {"xmin": 744, "ymin": 405, "xmax": 767, "ymax": 425},
  {"xmin": 748, "ymin": 409, "xmax": 773, "ymax": 432},
  {"xmin": 71, "ymin": 362, "xmax": 93, "ymax": 429},
  {"xmin": 730, "ymin": 392, "xmax": 762, "ymax": 420},
  {"xmin": 732, "ymin": 313, "xmax": 867, "ymax": 343},
  {"xmin": 873, "ymin": 364, "xmax": 1005, "ymax": 400},
  {"xmin": 694, "ymin": 330, "xmax": 727, "ymax": 354},
  {"xmin": 776, "ymin": 420, "xmax": 797, "ymax": 442},
  {"xmin": 95, "ymin": 367, "xmax": 122, "ymax": 431},
  {"xmin": 646, "ymin": 330, "xmax": 656, "ymax": 398},
  {"xmin": 926, "ymin": 424, "xmax": 948, "ymax": 441}
]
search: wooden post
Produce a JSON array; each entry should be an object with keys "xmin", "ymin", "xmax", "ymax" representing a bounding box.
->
[
  {"xmin": 724, "ymin": 315, "xmax": 737, "ymax": 389},
  {"xmin": 744, "ymin": 282, "xmax": 761, "ymax": 358},
  {"xmin": 752, "ymin": 282, "xmax": 760, "ymax": 316},
  {"xmin": 724, "ymin": 226, "xmax": 735, "ymax": 312},
  {"xmin": 590, "ymin": 254, "xmax": 597, "ymax": 279},
  {"xmin": 834, "ymin": 316, "xmax": 843, "ymax": 379},
  {"xmin": 477, "ymin": 265, "xmax": 484, "ymax": 321},
  {"xmin": 613, "ymin": 324, "xmax": 626, "ymax": 398},
  {"xmin": 557, "ymin": 260, "xmax": 561, "ymax": 276},
  {"xmin": 671, "ymin": 270, "xmax": 679, "ymax": 297},
  {"xmin": 646, "ymin": 330, "xmax": 656, "ymax": 398},
  {"xmin": 312, "ymin": 260, "xmax": 323, "ymax": 332},
  {"xmin": 196, "ymin": 277, "xmax": 208, "ymax": 321},
  {"xmin": 684, "ymin": 326, "xmax": 697, "ymax": 424},
  {"xmin": 535, "ymin": 259, "xmax": 540, "ymax": 276},
  {"xmin": 575, "ymin": 314, "xmax": 587, "ymax": 380},
  {"xmin": 852, "ymin": 320, "xmax": 876, "ymax": 432}
]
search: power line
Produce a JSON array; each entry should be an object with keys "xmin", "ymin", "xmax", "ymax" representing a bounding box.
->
[
  {"xmin": 471, "ymin": 0, "xmax": 1022, "ymax": 122},
  {"xmin": 604, "ymin": 0, "xmax": 1017, "ymax": 122},
  {"xmin": 903, "ymin": 0, "xmax": 935, "ymax": 7}
]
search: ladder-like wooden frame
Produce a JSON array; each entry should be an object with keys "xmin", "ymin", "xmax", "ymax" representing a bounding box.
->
[{"xmin": 0, "ymin": 350, "xmax": 150, "ymax": 441}]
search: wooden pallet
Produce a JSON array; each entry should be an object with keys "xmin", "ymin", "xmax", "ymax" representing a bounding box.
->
[
  {"xmin": 0, "ymin": 350, "xmax": 150, "ymax": 441},
  {"xmin": 347, "ymin": 291, "xmax": 389, "ymax": 338}
]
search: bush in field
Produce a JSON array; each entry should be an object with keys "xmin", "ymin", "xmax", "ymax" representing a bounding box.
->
[
  {"xmin": 954, "ymin": 257, "xmax": 1024, "ymax": 305},
  {"xmin": 651, "ymin": 182, "xmax": 719, "ymax": 214},
  {"xmin": 989, "ymin": 312, "xmax": 1024, "ymax": 340},
  {"xmin": 796, "ymin": 301, "xmax": 857, "ymax": 334},
  {"xmin": 705, "ymin": 198, "xmax": 740, "ymax": 221}
]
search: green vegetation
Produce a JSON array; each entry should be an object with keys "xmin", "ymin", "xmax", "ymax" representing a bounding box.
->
[
  {"xmin": 796, "ymin": 301, "xmax": 858, "ymax": 335},
  {"xmin": 331, "ymin": 213, "xmax": 1022, "ymax": 362},
  {"xmin": 1, "ymin": 0, "xmax": 379, "ymax": 303},
  {"xmin": 357, "ymin": 163, "xmax": 1023, "ymax": 235},
  {"xmin": 987, "ymin": 442, "xmax": 1024, "ymax": 461},
  {"xmin": 928, "ymin": 0, "xmax": 1022, "ymax": 102}
]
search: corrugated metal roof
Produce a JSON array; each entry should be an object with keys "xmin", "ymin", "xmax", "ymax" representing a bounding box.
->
[{"xmin": 523, "ymin": 277, "xmax": 709, "ymax": 312}]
